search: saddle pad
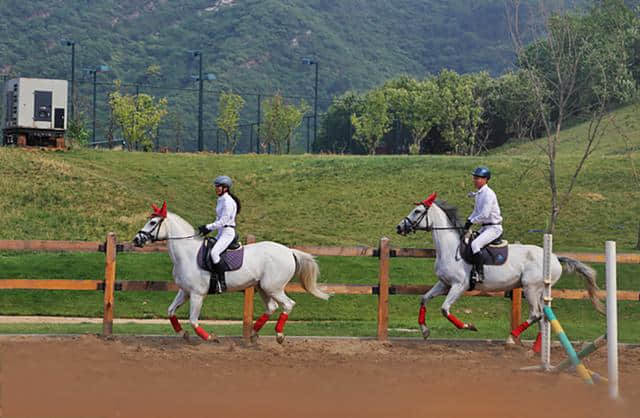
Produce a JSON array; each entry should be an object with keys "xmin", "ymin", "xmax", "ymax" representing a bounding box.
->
[{"xmin": 196, "ymin": 241, "xmax": 244, "ymax": 272}]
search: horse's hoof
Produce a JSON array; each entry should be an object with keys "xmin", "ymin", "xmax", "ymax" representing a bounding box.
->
[
  {"xmin": 505, "ymin": 334, "xmax": 523, "ymax": 347},
  {"xmin": 207, "ymin": 334, "xmax": 221, "ymax": 343},
  {"xmin": 420, "ymin": 324, "xmax": 431, "ymax": 340},
  {"xmin": 180, "ymin": 330, "xmax": 190, "ymax": 341},
  {"xmin": 525, "ymin": 349, "xmax": 536, "ymax": 359},
  {"xmin": 466, "ymin": 324, "xmax": 478, "ymax": 332},
  {"xmin": 250, "ymin": 333, "xmax": 259, "ymax": 344},
  {"xmin": 276, "ymin": 332, "xmax": 285, "ymax": 344}
]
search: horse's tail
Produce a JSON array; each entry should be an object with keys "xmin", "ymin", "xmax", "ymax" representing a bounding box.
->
[
  {"xmin": 291, "ymin": 249, "xmax": 331, "ymax": 300},
  {"xmin": 558, "ymin": 256, "xmax": 605, "ymax": 315}
]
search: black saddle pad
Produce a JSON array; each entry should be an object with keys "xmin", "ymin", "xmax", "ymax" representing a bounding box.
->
[
  {"xmin": 460, "ymin": 232, "xmax": 509, "ymax": 266},
  {"xmin": 196, "ymin": 235, "xmax": 244, "ymax": 273}
]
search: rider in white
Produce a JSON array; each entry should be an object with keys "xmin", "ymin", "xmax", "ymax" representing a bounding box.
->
[
  {"xmin": 463, "ymin": 166, "xmax": 503, "ymax": 283},
  {"xmin": 198, "ymin": 175, "xmax": 240, "ymax": 293}
]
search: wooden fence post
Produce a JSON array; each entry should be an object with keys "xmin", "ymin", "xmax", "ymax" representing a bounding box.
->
[
  {"xmin": 242, "ymin": 234, "xmax": 257, "ymax": 340},
  {"xmin": 102, "ymin": 232, "xmax": 116, "ymax": 336},
  {"xmin": 510, "ymin": 288, "xmax": 522, "ymax": 332},
  {"xmin": 377, "ymin": 237, "xmax": 390, "ymax": 341}
]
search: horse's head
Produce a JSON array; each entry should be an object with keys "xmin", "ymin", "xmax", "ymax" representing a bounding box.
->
[
  {"xmin": 132, "ymin": 202, "xmax": 169, "ymax": 247},
  {"xmin": 396, "ymin": 193, "xmax": 437, "ymax": 236}
]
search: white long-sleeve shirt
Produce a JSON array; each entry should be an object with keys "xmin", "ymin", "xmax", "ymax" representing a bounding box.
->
[
  {"xmin": 206, "ymin": 193, "xmax": 237, "ymax": 231},
  {"xmin": 468, "ymin": 184, "xmax": 502, "ymax": 225}
]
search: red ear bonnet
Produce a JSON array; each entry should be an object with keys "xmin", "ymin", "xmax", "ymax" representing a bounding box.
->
[
  {"xmin": 150, "ymin": 201, "xmax": 168, "ymax": 218},
  {"xmin": 421, "ymin": 192, "xmax": 437, "ymax": 207}
]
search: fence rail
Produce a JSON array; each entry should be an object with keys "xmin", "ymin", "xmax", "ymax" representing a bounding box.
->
[{"xmin": 1, "ymin": 235, "xmax": 638, "ymax": 340}]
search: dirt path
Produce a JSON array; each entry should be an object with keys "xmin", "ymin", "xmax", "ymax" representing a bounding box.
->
[{"xmin": 1, "ymin": 335, "xmax": 639, "ymax": 418}]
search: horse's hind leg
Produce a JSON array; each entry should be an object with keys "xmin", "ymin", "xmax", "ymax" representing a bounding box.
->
[
  {"xmin": 440, "ymin": 283, "xmax": 478, "ymax": 331},
  {"xmin": 269, "ymin": 291, "xmax": 296, "ymax": 344},
  {"xmin": 189, "ymin": 293, "xmax": 220, "ymax": 343},
  {"xmin": 168, "ymin": 288, "xmax": 189, "ymax": 339},
  {"xmin": 251, "ymin": 288, "xmax": 279, "ymax": 343},
  {"xmin": 418, "ymin": 281, "xmax": 449, "ymax": 339},
  {"xmin": 506, "ymin": 285, "xmax": 543, "ymax": 350}
]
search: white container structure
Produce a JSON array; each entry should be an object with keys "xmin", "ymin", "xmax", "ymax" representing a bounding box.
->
[{"xmin": 3, "ymin": 77, "xmax": 68, "ymax": 147}]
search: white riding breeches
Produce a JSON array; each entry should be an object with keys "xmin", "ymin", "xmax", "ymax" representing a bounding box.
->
[
  {"xmin": 210, "ymin": 227, "xmax": 235, "ymax": 264},
  {"xmin": 471, "ymin": 225, "xmax": 503, "ymax": 254}
]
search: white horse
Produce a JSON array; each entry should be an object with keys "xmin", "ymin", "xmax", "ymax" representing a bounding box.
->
[
  {"xmin": 395, "ymin": 193, "xmax": 604, "ymax": 352},
  {"xmin": 132, "ymin": 202, "xmax": 330, "ymax": 343}
]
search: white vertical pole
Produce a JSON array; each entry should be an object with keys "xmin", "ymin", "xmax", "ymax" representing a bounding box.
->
[
  {"xmin": 606, "ymin": 240, "xmax": 619, "ymax": 400},
  {"xmin": 542, "ymin": 233, "xmax": 553, "ymax": 371}
]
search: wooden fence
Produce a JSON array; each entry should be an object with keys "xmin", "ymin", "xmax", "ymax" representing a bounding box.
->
[{"xmin": 1, "ymin": 234, "xmax": 639, "ymax": 340}]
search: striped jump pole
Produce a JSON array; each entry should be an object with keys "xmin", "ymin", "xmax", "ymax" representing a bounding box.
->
[
  {"xmin": 552, "ymin": 334, "xmax": 606, "ymax": 373},
  {"xmin": 543, "ymin": 306, "xmax": 593, "ymax": 385}
]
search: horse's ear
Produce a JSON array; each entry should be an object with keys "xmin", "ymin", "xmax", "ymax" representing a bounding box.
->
[
  {"xmin": 160, "ymin": 201, "xmax": 167, "ymax": 218},
  {"xmin": 422, "ymin": 192, "xmax": 437, "ymax": 207},
  {"xmin": 151, "ymin": 203, "xmax": 159, "ymax": 212}
]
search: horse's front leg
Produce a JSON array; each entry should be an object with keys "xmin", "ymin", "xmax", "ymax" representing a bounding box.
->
[
  {"xmin": 440, "ymin": 283, "xmax": 478, "ymax": 331},
  {"xmin": 189, "ymin": 293, "xmax": 220, "ymax": 343},
  {"xmin": 418, "ymin": 281, "xmax": 449, "ymax": 339},
  {"xmin": 168, "ymin": 288, "xmax": 189, "ymax": 340}
]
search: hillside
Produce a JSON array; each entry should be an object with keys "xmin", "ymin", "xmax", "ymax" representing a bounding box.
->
[{"xmin": 0, "ymin": 105, "xmax": 638, "ymax": 249}]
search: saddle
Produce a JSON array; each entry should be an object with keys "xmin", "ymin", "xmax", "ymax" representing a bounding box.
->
[
  {"xmin": 196, "ymin": 233, "xmax": 244, "ymax": 294},
  {"xmin": 460, "ymin": 231, "xmax": 509, "ymax": 266}
]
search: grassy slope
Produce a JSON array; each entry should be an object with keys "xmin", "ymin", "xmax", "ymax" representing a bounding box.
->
[
  {"xmin": 0, "ymin": 107, "xmax": 638, "ymax": 249},
  {"xmin": 1, "ymin": 105, "xmax": 639, "ymax": 339}
]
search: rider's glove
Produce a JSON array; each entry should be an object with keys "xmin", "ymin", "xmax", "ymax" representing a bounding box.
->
[
  {"xmin": 198, "ymin": 225, "xmax": 211, "ymax": 235},
  {"xmin": 463, "ymin": 219, "xmax": 473, "ymax": 233}
]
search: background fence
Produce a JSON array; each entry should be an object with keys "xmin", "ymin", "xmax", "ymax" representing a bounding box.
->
[{"xmin": 1, "ymin": 233, "xmax": 639, "ymax": 340}]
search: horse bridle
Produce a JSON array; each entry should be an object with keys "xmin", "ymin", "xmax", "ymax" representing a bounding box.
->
[
  {"xmin": 137, "ymin": 217, "xmax": 199, "ymax": 243},
  {"xmin": 402, "ymin": 204, "xmax": 464, "ymax": 234}
]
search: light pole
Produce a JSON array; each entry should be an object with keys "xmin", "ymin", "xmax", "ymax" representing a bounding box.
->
[
  {"xmin": 85, "ymin": 65, "xmax": 110, "ymax": 147},
  {"xmin": 189, "ymin": 50, "xmax": 216, "ymax": 152},
  {"xmin": 61, "ymin": 40, "xmax": 76, "ymax": 121},
  {"xmin": 302, "ymin": 57, "xmax": 318, "ymax": 151}
]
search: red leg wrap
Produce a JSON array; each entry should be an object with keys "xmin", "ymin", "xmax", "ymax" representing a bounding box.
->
[
  {"xmin": 510, "ymin": 320, "xmax": 530, "ymax": 338},
  {"xmin": 532, "ymin": 332, "xmax": 542, "ymax": 353},
  {"xmin": 446, "ymin": 313, "xmax": 465, "ymax": 329},
  {"xmin": 275, "ymin": 312, "xmax": 289, "ymax": 333},
  {"xmin": 169, "ymin": 316, "xmax": 182, "ymax": 333},
  {"xmin": 195, "ymin": 326, "xmax": 210, "ymax": 340},
  {"xmin": 253, "ymin": 313, "xmax": 271, "ymax": 332},
  {"xmin": 418, "ymin": 305, "xmax": 426, "ymax": 325}
]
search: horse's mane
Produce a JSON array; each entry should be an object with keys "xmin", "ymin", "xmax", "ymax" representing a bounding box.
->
[
  {"xmin": 167, "ymin": 211, "xmax": 197, "ymax": 234},
  {"xmin": 434, "ymin": 199, "xmax": 464, "ymax": 230}
]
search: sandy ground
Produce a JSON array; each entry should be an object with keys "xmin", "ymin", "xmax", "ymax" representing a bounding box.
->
[{"xmin": 1, "ymin": 335, "xmax": 639, "ymax": 418}]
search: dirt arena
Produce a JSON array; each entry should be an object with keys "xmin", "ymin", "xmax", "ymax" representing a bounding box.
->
[{"xmin": 1, "ymin": 335, "xmax": 639, "ymax": 418}]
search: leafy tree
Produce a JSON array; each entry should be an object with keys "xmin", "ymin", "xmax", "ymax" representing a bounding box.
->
[
  {"xmin": 261, "ymin": 93, "xmax": 309, "ymax": 154},
  {"xmin": 216, "ymin": 91, "xmax": 245, "ymax": 153},
  {"xmin": 434, "ymin": 70, "xmax": 483, "ymax": 155},
  {"xmin": 350, "ymin": 89, "xmax": 392, "ymax": 155},
  {"xmin": 109, "ymin": 81, "xmax": 169, "ymax": 151}
]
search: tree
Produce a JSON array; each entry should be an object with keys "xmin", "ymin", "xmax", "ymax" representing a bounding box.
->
[
  {"xmin": 384, "ymin": 77, "xmax": 441, "ymax": 155},
  {"xmin": 216, "ymin": 91, "xmax": 245, "ymax": 153},
  {"xmin": 506, "ymin": 0, "xmax": 637, "ymax": 233},
  {"xmin": 350, "ymin": 89, "xmax": 392, "ymax": 155},
  {"xmin": 434, "ymin": 70, "xmax": 483, "ymax": 155},
  {"xmin": 109, "ymin": 81, "xmax": 169, "ymax": 151},
  {"xmin": 261, "ymin": 93, "xmax": 309, "ymax": 154}
]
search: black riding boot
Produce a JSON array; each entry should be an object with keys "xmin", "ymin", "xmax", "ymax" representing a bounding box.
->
[
  {"xmin": 209, "ymin": 262, "xmax": 227, "ymax": 294},
  {"xmin": 471, "ymin": 252, "xmax": 485, "ymax": 283}
]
